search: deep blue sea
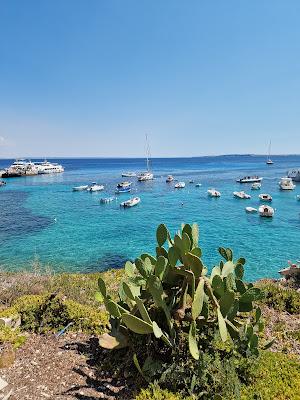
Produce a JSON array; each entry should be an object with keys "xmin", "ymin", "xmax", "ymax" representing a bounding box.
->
[{"xmin": 1, "ymin": 155, "xmax": 300, "ymax": 281}]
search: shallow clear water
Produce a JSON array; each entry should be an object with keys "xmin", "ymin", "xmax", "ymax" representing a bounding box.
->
[{"xmin": 1, "ymin": 155, "xmax": 300, "ymax": 280}]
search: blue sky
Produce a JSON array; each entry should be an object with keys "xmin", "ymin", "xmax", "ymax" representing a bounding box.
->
[{"xmin": 0, "ymin": 0, "xmax": 300, "ymax": 157}]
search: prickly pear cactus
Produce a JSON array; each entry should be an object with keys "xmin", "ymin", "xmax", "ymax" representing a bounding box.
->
[{"xmin": 96, "ymin": 223, "xmax": 266, "ymax": 362}]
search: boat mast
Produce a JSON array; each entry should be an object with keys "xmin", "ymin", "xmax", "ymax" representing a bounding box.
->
[
  {"xmin": 145, "ymin": 134, "xmax": 151, "ymax": 172},
  {"xmin": 268, "ymin": 140, "xmax": 272, "ymax": 160}
]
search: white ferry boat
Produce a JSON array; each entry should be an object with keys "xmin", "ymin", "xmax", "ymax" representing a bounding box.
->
[
  {"xmin": 3, "ymin": 159, "xmax": 38, "ymax": 176},
  {"xmin": 35, "ymin": 160, "xmax": 64, "ymax": 174}
]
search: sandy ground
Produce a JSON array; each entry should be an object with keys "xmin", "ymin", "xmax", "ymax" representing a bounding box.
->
[{"xmin": 0, "ymin": 333, "xmax": 133, "ymax": 400}]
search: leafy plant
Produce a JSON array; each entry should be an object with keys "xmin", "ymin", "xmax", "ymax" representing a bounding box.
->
[{"xmin": 96, "ymin": 223, "xmax": 268, "ymax": 389}]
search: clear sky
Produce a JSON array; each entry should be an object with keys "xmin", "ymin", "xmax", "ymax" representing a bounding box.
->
[{"xmin": 0, "ymin": 0, "xmax": 300, "ymax": 158}]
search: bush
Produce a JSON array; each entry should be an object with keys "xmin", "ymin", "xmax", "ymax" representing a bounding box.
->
[
  {"xmin": 257, "ymin": 281, "xmax": 300, "ymax": 314},
  {"xmin": 0, "ymin": 294, "xmax": 108, "ymax": 334},
  {"xmin": 135, "ymin": 383, "xmax": 193, "ymax": 400},
  {"xmin": 96, "ymin": 223, "xmax": 267, "ymax": 398},
  {"xmin": 0, "ymin": 325, "xmax": 26, "ymax": 349},
  {"xmin": 241, "ymin": 351, "xmax": 300, "ymax": 400}
]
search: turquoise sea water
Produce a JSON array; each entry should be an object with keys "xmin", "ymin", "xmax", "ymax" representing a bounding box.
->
[{"xmin": 0, "ymin": 155, "xmax": 300, "ymax": 281}]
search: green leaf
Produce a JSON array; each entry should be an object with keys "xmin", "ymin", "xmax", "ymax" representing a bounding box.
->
[
  {"xmin": 182, "ymin": 224, "xmax": 192, "ymax": 242},
  {"xmin": 255, "ymin": 307, "xmax": 262, "ymax": 323},
  {"xmin": 249, "ymin": 333, "xmax": 258, "ymax": 349},
  {"xmin": 220, "ymin": 290, "xmax": 235, "ymax": 317},
  {"xmin": 156, "ymin": 246, "xmax": 168, "ymax": 258},
  {"xmin": 235, "ymin": 264, "xmax": 244, "ymax": 280},
  {"xmin": 236, "ymin": 257, "xmax": 246, "ymax": 266},
  {"xmin": 192, "ymin": 223, "xmax": 199, "ymax": 246},
  {"xmin": 189, "ymin": 321, "xmax": 199, "ymax": 360},
  {"xmin": 236, "ymin": 279, "xmax": 247, "ymax": 294},
  {"xmin": 218, "ymin": 247, "xmax": 228, "ymax": 260},
  {"xmin": 239, "ymin": 301, "xmax": 253, "ymax": 312},
  {"xmin": 135, "ymin": 297, "xmax": 152, "ymax": 324},
  {"xmin": 155, "ymin": 256, "xmax": 168, "ymax": 280},
  {"xmin": 122, "ymin": 314, "xmax": 153, "ymax": 334},
  {"xmin": 192, "ymin": 278, "xmax": 205, "ymax": 320},
  {"xmin": 190, "ymin": 247, "xmax": 202, "ymax": 257},
  {"xmin": 212, "ymin": 275, "xmax": 225, "ymax": 298},
  {"xmin": 122, "ymin": 282, "xmax": 140, "ymax": 301},
  {"xmin": 182, "ymin": 232, "xmax": 191, "ymax": 253},
  {"xmin": 124, "ymin": 261, "xmax": 135, "ymax": 277},
  {"xmin": 210, "ymin": 265, "xmax": 221, "ymax": 281},
  {"xmin": 98, "ymin": 277, "xmax": 107, "ymax": 298},
  {"xmin": 95, "ymin": 291, "xmax": 104, "ymax": 303},
  {"xmin": 168, "ymin": 246, "xmax": 179, "ymax": 267},
  {"xmin": 105, "ymin": 300, "xmax": 123, "ymax": 317},
  {"xmin": 135, "ymin": 258, "xmax": 147, "ymax": 278},
  {"xmin": 156, "ymin": 224, "xmax": 168, "ymax": 246},
  {"xmin": 152, "ymin": 321, "xmax": 163, "ymax": 338},
  {"xmin": 174, "ymin": 234, "xmax": 183, "ymax": 254},
  {"xmin": 141, "ymin": 253, "xmax": 157, "ymax": 264},
  {"xmin": 183, "ymin": 252, "xmax": 204, "ymax": 278},
  {"xmin": 217, "ymin": 308, "xmax": 228, "ymax": 342},
  {"xmin": 144, "ymin": 257, "xmax": 154, "ymax": 275},
  {"xmin": 263, "ymin": 338, "xmax": 275, "ymax": 350}
]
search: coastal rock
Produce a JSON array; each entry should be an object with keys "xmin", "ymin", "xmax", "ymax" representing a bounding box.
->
[{"xmin": 0, "ymin": 316, "xmax": 21, "ymax": 330}]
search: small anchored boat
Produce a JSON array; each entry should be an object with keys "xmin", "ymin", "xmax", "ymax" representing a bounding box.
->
[
  {"xmin": 258, "ymin": 205, "xmax": 274, "ymax": 217},
  {"xmin": 121, "ymin": 172, "xmax": 136, "ymax": 177},
  {"xmin": 175, "ymin": 182, "xmax": 185, "ymax": 189},
  {"xmin": 87, "ymin": 183, "xmax": 104, "ymax": 192},
  {"xmin": 100, "ymin": 197, "xmax": 116, "ymax": 204},
  {"xmin": 207, "ymin": 189, "xmax": 221, "ymax": 197},
  {"xmin": 251, "ymin": 182, "xmax": 261, "ymax": 190},
  {"xmin": 279, "ymin": 177, "xmax": 296, "ymax": 190},
  {"xmin": 195, "ymin": 183, "xmax": 202, "ymax": 187},
  {"xmin": 236, "ymin": 176, "xmax": 263, "ymax": 183},
  {"xmin": 189, "ymin": 180, "xmax": 194, "ymax": 184},
  {"xmin": 259, "ymin": 193, "xmax": 272, "ymax": 202},
  {"xmin": 233, "ymin": 191, "xmax": 251, "ymax": 199},
  {"xmin": 0, "ymin": 180, "xmax": 6, "ymax": 187},
  {"xmin": 120, "ymin": 197, "xmax": 141, "ymax": 208},
  {"xmin": 72, "ymin": 185, "xmax": 89, "ymax": 191},
  {"xmin": 166, "ymin": 175, "xmax": 174, "ymax": 183},
  {"xmin": 245, "ymin": 207, "xmax": 257, "ymax": 213},
  {"xmin": 115, "ymin": 181, "xmax": 132, "ymax": 194}
]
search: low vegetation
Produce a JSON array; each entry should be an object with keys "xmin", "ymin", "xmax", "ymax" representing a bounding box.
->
[{"xmin": 0, "ymin": 223, "xmax": 299, "ymax": 399}]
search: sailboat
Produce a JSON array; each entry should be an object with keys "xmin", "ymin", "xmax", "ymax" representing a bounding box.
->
[
  {"xmin": 137, "ymin": 134, "xmax": 154, "ymax": 181},
  {"xmin": 266, "ymin": 140, "xmax": 274, "ymax": 165}
]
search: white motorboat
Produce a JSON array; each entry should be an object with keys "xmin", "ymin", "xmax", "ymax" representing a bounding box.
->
[
  {"xmin": 297, "ymin": 195, "xmax": 300, "ymax": 201},
  {"xmin": 175, "ymin": 182, "xmax": 185, "ymax": 189},
  {"xmin": 258, "ymin": 205, "xmax": 274, "ymax": 217},
  {"xmin": 87, "ymin": 183, "xmax": 104, "ymax": 192},
  {"xmin": 207, "ymin": 189, "xmax": 221, "ymax": 197},
  {"xmin": 259, "ymin": 193, "xmax": 272, "ymax": 202},
  {"xmin": 166, "ymin": 175, "xmax": 174, "ymax": 183},
  {"xmin": 72, "ymin": 185, "xmax": 89, "ymax": 191},
  {"xmin": 266, "ymin": 140, "xmax": 274, "ymax": 165},
  {"xmin": 121, "ymin": 172, "xmax": 136, "ymax": 177},
  {"xmin": 100, "ymin": 197, "xmax": 116, "ymax": 204},
  {"xmin": 233, "ymin": 191, "xmax": 251, "ymax": 199},
  {"xmin": 236, "ymin": 176, "xmax": 263, "ymax": 183},
  {"xmin": 35, "ymin": 160, "xmax": 64, "ymax": 174},
  {"xmin": 245, "ymin": 207, "xmax": 257, "ymax": 213},
  {"xmin": 287, "ymin": 169, "xmax": 300, "ymax": 182},
  {"xmin": 251, "ymin": 182, "xmax": 261, "ymax": 190},
  {"xmin": 279, "ymin": 177, "xmax": 296, "ymax": 190},
  {"xmin": 138, "ymin": 134, "xmax": 154, "ymax": 181},
  {"xmin": 115, "ymin": 181, "xmax": 132, "ymax": 193},
  {"xmin": 120, "ymin": 196, "xmax": 141, "ymax": 208},
  {"xmin": 195, "ymin": 183, "xmax": 202, "ymax": 187}
]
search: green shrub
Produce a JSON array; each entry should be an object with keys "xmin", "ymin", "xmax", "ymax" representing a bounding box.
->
[
  {"xmin": 241, "ymin": 351, "xmax": 300, "ymax": 400},
  {"xmin": 135, "ymin": 383, "xmax": 193, "ymax": 400},
  {"xmin": 257, "ymin": 281, "xmax": 300, "ymax": 314},
  {"xmin": 0, "ymin": 325, "xmax": 26, "ymax": 349},
  {"xmin": 96, "ymin": 223, "xmax": 267, "ymax": 398},
  {"xmin": 0, "ymin": 294, "xmax": 108, "ymax": 334}
]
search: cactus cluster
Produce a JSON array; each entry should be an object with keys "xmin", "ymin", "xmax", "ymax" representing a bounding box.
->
[{"xmin": 97, "ymin": 223, "xmax": 265, "ymax": 362}]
